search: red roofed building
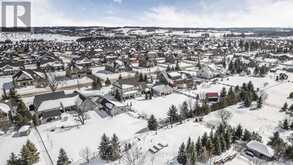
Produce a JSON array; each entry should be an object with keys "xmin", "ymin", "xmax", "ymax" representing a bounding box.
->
[{"xmin": 206, "ymin": 92, "xmax": 219, "ymax": 102}]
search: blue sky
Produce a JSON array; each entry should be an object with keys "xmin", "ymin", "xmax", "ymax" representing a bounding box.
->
[{"xmin": 25, "ymin": 0, "xmax": 293, "ymax": 27}]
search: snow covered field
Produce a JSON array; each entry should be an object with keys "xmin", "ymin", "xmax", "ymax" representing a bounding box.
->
[
  {"xmin": 130, "ymin": 93, "xmax": 193, "ymax": 120},
  {"xmin": 2, "ymin": 72, "xmax": 293, "ymax": 164}
]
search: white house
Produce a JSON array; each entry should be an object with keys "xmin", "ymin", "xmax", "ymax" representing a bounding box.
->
[
  {"xmin": 246, "ymin": 140, "xmax": 274, "ymax": 160},
  {"xmin": 152, "ymin": 84, "xmax": 173, "ymax": 96}
]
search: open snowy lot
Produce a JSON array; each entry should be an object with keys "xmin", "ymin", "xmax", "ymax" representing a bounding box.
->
[
  {"xmin": 37, "ymin": 111, "xmax": 146, "ymax": 164},
  {"xmin": 129, "ymin": 93, "xmax": 193, "ymax": 120}
]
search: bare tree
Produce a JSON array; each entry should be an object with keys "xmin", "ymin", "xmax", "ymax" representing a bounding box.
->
[
  {"xmin": 46, "ymin": 72, "xmax": 59, "ymax": 92},
  {"xmin": 79, "ymin": 147, "xmax": 92, "ymax": 164},
  {"xmin": 217, "ymin": 110, "xmax": 232, "ymax": 126},
  {"xmin": 122, "ymin": 145, "xmax": 146, "ymax": 165},
  {"xmin": 75, "ymin": 101, "xmax": 88, "ymax": 125}
]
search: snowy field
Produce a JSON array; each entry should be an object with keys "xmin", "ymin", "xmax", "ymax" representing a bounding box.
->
[{"xmin": 130, "ymin": 93, "xmax": 194, "ymax": 120}]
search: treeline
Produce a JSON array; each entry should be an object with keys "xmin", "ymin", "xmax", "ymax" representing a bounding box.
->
[
  {"xmin": 228, "ymin": 58, "xmax": 269, "ymax": 77},
  {"xmin": 172, "ymin": 82, "xmax": 259, "ymax": 122},
  {"xmin": 177, "ymin": 124, "xmax": 262, "ymax": 165}
]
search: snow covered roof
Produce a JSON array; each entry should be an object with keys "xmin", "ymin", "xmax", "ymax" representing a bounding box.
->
[
  {"xmin": 38, "ymin": 96, "xmax": 81, "ymax": 112},
  {"xmin": 247, "ymin": 140, "xmax": 274, "ymax": 158},
  {"xmin": 18, "ymin": 125, "xmax": 30, "ymax": 132},
  {"xmin": 0, "ymin": 103, "xmax": 10, "ymax": 113}
]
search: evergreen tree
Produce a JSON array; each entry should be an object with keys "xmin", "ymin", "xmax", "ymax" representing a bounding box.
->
[
  {"xmin": 180, "ymin": 101, "xmax": 190, "ymax": 119},
  {"xmin": 98, "ymin": 134, "xmax": 111, "ymax": 160},
  {"xmin": 220, "ymin": 87, "xmax": 227, "ymax": 98},
  {"xmin": 14, "ymin": 100, "xmax": 32, "ymax": 127},
  {"xmin": 105, "ymin": 78, "xmax": 111, "ymax": 86},
  {"xmin": 57, "ymin": 148, "xmax": 70, "ymax": 165},
  {"xmin": 201, "ymin": 132, "xmax": 208, "ymax": 147},
  {"xmin": 7, "ymin": 153, "xmax": 20, "ymax": 165},
  {"xmin": 233, "ymin": 124, "xmax": 243, "ymax": 142},
  {"xmin": 20, "ymin": 140, "xmax": 39, "ymax": 165},
  {"xmin": 283, "ymin": 119, "xmax": 289, "ymax": 130},
  {"xmin": 213, "ymin": 137, "xmax": 222, "ymax": 155},
  {"xmin": 220, "ymin": 136, "xmax": 227, "ymax": 152},
  {"xmin": 205, "ymin": 138, "xmax": 214, "ymax": 157},
  {"xmin": 114, "ymin": 90, "xmax": 122, "ymax": 102},
  {"xmin": 168, "ymin": 105, "xmax": 179, "ymax": 125},
  {"xmin": 148, "ymin": 115, "xmax": 158, "ymax": 131},
  {"xmin": 110, "ymin": 134, "xmax": 120, "ymax": 161},
  {"xmin": 257, "ymin": 96, "xmax": 263, "ymax": 109},
  {"xmin": 281, "ymin": 102, "xmax": 288, "ymax": 112},
  {"xmin": 243, "ymin": 93, "xmax": 252, "ymax": 107},
  {"xmin": 177, "ymin": 143, "xmax": 187, "ymax": 165},
  {"xmin": 242, "ymin": 129, "xmax": 252, "ymax": 141},
  {"xmin": 289, "ymin": 92, "xmax": 293, "ymax": 99}
]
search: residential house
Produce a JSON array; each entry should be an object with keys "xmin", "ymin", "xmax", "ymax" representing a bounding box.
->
[
  {"xmin": 112, "ymin": 78, "xmax": 145, "ymax": 100},
  {"xmin": 206, "ymin": 92, "xmax": 219, "ymax": 102},
  {"xmin": 33, "ymin": 91, "xmax": 80, "ymax": 123},
  {"xmin": 158, "ymin": 71, "xmax": 193, "ymax": 89},
  {"xmin": 12, "ymin": 70, "xmax": 47, "ymax": 88},
  {"xmin": 152, "ymin": 84, "xmax": 173, "ymax": 96},
  {"xmin": 246, "ymin": 140, "xmax": 274, "ymax": 160}
]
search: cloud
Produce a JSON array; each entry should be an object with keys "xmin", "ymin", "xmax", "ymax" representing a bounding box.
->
[
  {"xmin": 5, "ymin": 0, "xmax": 293, "ymax": 27},
  {"xmin": 112, "ymin": 0, "xmax": 123, "ymax": 4},
  {"xmin": 139, "ymin": 0, "xmax": 293, "ymax": 27}
]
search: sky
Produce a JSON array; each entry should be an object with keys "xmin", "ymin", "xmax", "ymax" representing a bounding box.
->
[{"xmin": 2, "ymin": 0, "xmax": 293, "ymax": 27}]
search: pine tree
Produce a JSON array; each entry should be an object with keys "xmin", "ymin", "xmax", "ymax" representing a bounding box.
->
[
  {"xmin": 283, "ymin": 119, "xmax": 289, "ymax": 130},
  {"xmin": 7, "ymin": 153, "xmax": 20, "ymax": 165},
  {"xmin": 201, "ymin": 132, "xmax": 208, "ymax": 147},
  {"xmin": 114, "ymin": 90, "xmax": 122, "ymax": 102},
  {"xmin": 105, "ymin": 78, "xmax": 111, "ymax": 86},
  {"xmin": 98, "ymin": 134, "xmax": 111, "ymax": 160},
  {"xmin": 57, "ymin": 148, "xmax": 70, "ymax": 165},
  {"xmin": 224, "ymin": 129, "xmax": 232, "ymax": 150},
  {"xmin": 242, "ymin": 129, "xmax": 252, "ymax": 141},
  {"xmin": 281, "ymin": 102, "xmax": 288, "ymax": 112},
  {"xmin": 110, "ymin": 134, "xmax": 120, "ymax": 161},
  {"xmin": 243, "ymin": 93, "xmax": 252, "ymax": 107},
  {"xmin": 148, "ymin": 115, "xmax": 158, "ymax": 131},
  {"xmin": 220, "ymin": 87, "xmax": 227, "ymax": 98},
  {"xmin": 26, "ymin": 140, "xmax": 39, "ymax": 164},
  {"xmin": 180, "ymin": 101, "xmax": 189, "ymax": 120},
  {"xmin": 195, "ymin": 138, "xmax": 203, "ymax": 160},
  {"xmin": 257, "ymin": 96, "xmax": 263, "ymax": 109},
  {"xmin": 177, "ymin": 143, "xmax": 187, "ymax": 165},
  {"xmin": 213, "ymin": 136, "xmax": 222, "ymax": 155},
  {"xmin": 220, "ymin": 136, "xmax": 227, "ymax": 152},
  {"xmin": 20, "ymin": 140, "xmax": 39, "ymax": 165},
  {"xmin": 233, "ymin": 124, "xmax": 243, "ymax": 142},
  {"xmin": 168, "ymin": 105, "xmax": 179, "ymax": 125},
  {"xmin": 20, "ymin": 145, "xmax": 32, "ymax": 165},
  {"xmin": 15, "ymin": 100, "xmax": 32, "ymax": 127},
  {"xmin": 205, "ymin": 138, "xmax": 214, "ymax": 157}
]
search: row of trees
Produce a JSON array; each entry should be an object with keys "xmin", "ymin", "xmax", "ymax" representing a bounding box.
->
[
  {"xmin": 177, "ymin": 124, "xmax": 262, "ymax": 165},
  {"xmin": 98, "ymin": 133, "xmax": 121, "ymax": 161},
  {"xmin": 7, "ymin": 140, "xmax": 39, "ymax": 165}
]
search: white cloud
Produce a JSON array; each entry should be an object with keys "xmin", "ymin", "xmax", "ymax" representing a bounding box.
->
[
  {"xmin": 112, "ymin": 0, "xmax": 123, "ymax": 4},
  {"xmin": 5, "ymin": 0, "xmax": 293, "ymax": 27},
  {"xmin": 139, "ymin": 0, "xmax": 293, "ymax": 27}
]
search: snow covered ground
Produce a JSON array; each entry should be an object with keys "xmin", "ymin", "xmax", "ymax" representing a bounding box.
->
[
  {"xmin": 2, "ymin": 72, "xmax": 293, "ymax": 164},
  {"xmin": 129, "ymin": 93, "xmax": 193, "ymax": 120}
]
